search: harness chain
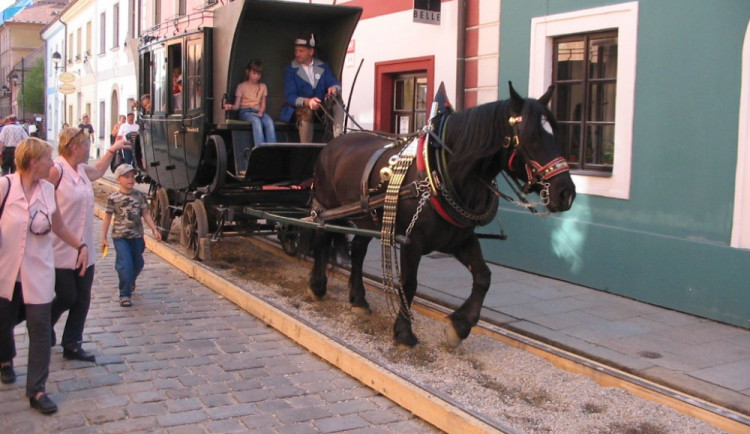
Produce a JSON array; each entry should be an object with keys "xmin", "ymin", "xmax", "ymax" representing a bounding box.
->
[{"xmin": 381, "ymin": 140, "xmax": 419, "ymax": 321}]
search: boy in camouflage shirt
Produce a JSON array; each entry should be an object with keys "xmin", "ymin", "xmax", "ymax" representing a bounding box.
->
[{"xmin": 101, "ymin": 164, "xmax": 162, "ymax": 306}]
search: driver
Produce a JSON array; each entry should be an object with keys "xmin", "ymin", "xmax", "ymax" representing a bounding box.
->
[{"xmin": 281, "ymin": 33, "xmax": 344, "ymax": 143}]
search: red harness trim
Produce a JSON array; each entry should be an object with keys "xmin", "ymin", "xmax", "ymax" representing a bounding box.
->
[{"xmin": 416, "ymin": 136, "xmax": 464, "ymax": 227}]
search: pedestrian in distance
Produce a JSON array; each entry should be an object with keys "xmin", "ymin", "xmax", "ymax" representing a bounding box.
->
[
  {"xmin": 111, "ymin": 114, "xmax": 126, "ymax": 145},
  {"xmin": 0, "ymin": 137, "xmax": 90, "ymax": 415},
  {"xmin": 101, "ymin": 164, "xmax": 162, "ymax": 307},
  {"xmin": 0, "ymin": 114, "xmax": 30, "ymax": 174},
  {"xmin": 113, "ymin": 112, "xmax": 140, "ymax": 168},
  {"xmin": 77, "ymin": 114, "xmax": 94, "ymax": 136},
  {"xmin": 48, "ymin": 127, "xmax": 132, "ymax": 364}
]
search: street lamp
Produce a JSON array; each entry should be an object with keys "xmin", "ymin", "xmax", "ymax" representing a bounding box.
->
[{"xmin": 51, "ymin": 51, "xmax": 62, "ymax": 71}]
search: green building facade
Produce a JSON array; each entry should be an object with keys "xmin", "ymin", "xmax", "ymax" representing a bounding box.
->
[{"xmin": 489, "ymin": 0, "xmax": 750, "ymax": 329}]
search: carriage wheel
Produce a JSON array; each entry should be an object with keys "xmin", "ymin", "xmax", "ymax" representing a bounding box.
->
[
  {"xmin": 181, "ymin": 199, "xmax": 208, "ymax": 260},
  {"xmin": 278, "ymin": 226, "xmax": 300, "ymax": 256},
  {"xmin": 207, "ymin": 135, "xmax": 227, "ymax": 194},
  {"xmin": 150, "ymin": 187, "xmax": 172, "ymax": 241}
]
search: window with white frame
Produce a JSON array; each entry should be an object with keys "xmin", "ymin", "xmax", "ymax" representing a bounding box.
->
[
  {"xmin": 530, "ymin": 2, "xmax": 638, "ymax": 199},
  {"xmin": 553, "ymin": 31, "xmax": 617, "ymax": 175},
  {"xmin": 86, "ymin": 21, "xmax": 92, "ymax": 57},
  {"xmin": 100, "ymin": 13, "xmax": 106, "ymax": 54},
  {"xmin": 76, "ymin": 28, "xmax": 81, "ymax": 61},
  {"xmin": 113, "ymin": 4, "xmax": 120, "ymax": 48}
]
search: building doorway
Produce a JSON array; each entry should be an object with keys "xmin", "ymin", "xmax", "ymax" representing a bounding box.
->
[
  {"xmin": 111, "ymin": 88, "xmax": 120, "ymax": 146},
  {"xmin": 374, "ymin": 56, "xmax": 434, "ymax": 133},
  {"xmin": 392, "ymin": 74, "xmax": 428, "ymax": 134}
]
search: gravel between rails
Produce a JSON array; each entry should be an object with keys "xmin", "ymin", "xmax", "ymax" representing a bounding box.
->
[{"xmin": 202, "ymin": 236, "xmax": 725, "ymax": 434}]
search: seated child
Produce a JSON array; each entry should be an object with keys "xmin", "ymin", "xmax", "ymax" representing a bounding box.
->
[{"xmin": 223, "ymin": 59, "xmax": 277, "ymax": 145}]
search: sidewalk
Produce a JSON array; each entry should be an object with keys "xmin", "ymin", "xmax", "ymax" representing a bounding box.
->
[
  {"xmin": 0, "ymin": 218, "xmax": 436, "ymax": 433},
  {"xmin": 361, "ymin": 242, "xmax": 750, "ymax": 418}
]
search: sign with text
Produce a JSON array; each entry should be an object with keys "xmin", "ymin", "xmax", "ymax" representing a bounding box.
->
[{"xmin": 413, "ymin": 0, "xmax": 440, "ymax": 25}]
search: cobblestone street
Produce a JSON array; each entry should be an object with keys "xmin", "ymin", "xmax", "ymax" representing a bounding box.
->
[{"xmin": 0, "ymin": 218, "xmax": 435, "ymax": 433}]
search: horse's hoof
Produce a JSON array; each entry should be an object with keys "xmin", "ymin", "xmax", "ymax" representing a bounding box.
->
[
  {"xmin": 445, "ymin": 324, "xmax": 463, "ymax": 347},
  {"xmin": 394, "ymin": 333, "xmax": 419, "ymax": 348},
  {"xmin": 307, "ymin": 288, "xmax": 325, "ymax": 301},
  {"xmin": 351, "ymin": 305, "xmax": 371, "ymax": 316}
]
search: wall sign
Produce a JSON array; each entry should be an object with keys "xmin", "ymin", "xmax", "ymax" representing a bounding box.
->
[{"xmin": 413, "ymin": 0, "xmax": 440, "ymax": 25}]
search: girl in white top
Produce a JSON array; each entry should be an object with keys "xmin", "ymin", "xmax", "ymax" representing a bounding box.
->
[
  {"xmin": 0, "ymin": 137, "xmax": 89, "ymax": 414},
  {"xmin": 48, "ymin": 127, "xmax": 131, "ymax": 363}
]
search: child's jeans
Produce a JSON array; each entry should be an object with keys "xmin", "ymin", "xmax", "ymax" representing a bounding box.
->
[
  {"xmin": 238, "ymin": 108, "xmax": 277, "ymax": 145},
  {"xmin": 113, "ymin": 237, "xmax": 145, "ymax": 299}
]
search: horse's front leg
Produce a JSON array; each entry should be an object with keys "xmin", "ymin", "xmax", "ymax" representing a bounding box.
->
[
  {"xmin": 446, "ymin": 235, "xmax": 491, "ymax": 346},
  {"xmin": 393, "ymin": 244, "xmax": 422, "ymax": 347},
  {"xmin": 308, "ymin": 230, "xmax": 330, "ymax": 300},
  {"xmin": 349, "ymin": 235, "xmax": 372, "ymax": 315}
]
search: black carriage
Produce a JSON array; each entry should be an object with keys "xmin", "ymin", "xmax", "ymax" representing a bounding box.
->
[{"xmin": 134, "ymin": 0, "xmax": 361, "ymax": 259}]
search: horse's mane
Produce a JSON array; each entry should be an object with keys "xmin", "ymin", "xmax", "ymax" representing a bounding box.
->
[
  {"xmin": 442, "ymin": 100, "xmax": 511, "ymax": 183},
  {"xmin": 440, "ymin": 96, "xmax": 557, "ymax": 210},
  {"xmin": 441, "ymin": 100, "xmax": 512, "ymax": 210}
]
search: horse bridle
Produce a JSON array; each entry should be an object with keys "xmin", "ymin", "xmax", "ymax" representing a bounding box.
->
[{"xmin": 503, "ymin": 115, "xmax": 570, "ymax": 205}]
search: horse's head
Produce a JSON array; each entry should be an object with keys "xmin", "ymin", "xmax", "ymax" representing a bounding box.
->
[{"xmin": 505, "ymin": 82, "xmax": 576, "ymax": 212}]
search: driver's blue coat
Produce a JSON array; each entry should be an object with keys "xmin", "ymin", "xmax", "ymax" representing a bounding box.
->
[{"xmin": 281, "ymin": 58, "xmax": 341, "ymax": 123}]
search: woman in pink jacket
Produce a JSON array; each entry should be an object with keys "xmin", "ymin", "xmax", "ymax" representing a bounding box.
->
[{"xmin": 0, "ymin": 137, "xmax": 89, "ymax": 414}]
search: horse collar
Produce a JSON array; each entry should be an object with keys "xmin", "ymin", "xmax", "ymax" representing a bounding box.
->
[{"xmin": 417, "ymin": 133, "xmax": 498, "ymax": 228}]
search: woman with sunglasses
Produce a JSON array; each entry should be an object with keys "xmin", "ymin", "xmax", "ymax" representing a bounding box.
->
[
  {"xmin": 47, "ymin": 127, "xmax": 131, "ymax": 364},
  {"xmin": 0, "ymin": 137, "xmax": 90, "ymax": 414}
]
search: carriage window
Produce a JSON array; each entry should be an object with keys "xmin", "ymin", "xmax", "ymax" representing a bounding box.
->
[
  {"xmin": 168, "ymin": 44, "xmax": 182, "ymax": 113},
  {"xmin": 553, "ymin": 31, "xmax": 617, "ymax": 175},
  {"xmin": 187, "ymin": 39, "xmax": 202, "ymax": 111},
  {"xmin": 392, "ymin": 74, "xmax": 427, "ymax": 134},
  {"xmin": 152, "ymin": 48, "xmax": 167, "ymax": 113}
]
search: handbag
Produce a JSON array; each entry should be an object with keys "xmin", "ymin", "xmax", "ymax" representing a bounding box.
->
[
  {"xmin": 0, "ymin": 175, "xmax": 10, "ymax": 219},
  {"xmin": 0, "ymin": 177, "xmax": 26, "ymax": 325}
]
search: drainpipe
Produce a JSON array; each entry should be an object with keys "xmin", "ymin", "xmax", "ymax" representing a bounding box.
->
[
  {"xmin": 455, "ymin": 0, "xmax": 466, "ymax": 111},
  {"xmin": 59, "ymin": 14, "xmax": 68, "ymax": 124}
]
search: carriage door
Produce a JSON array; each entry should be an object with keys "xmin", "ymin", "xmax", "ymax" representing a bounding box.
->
[
  {"xmin": 182, "ymin": 30, "xmax": 211, "ymax": 189},
  {"xmin": 392, "ymin": 74, "xmax": 428, "ymax": 134},
  {"xmin": 166, "ymin": 41, "xmax": 190, "ymax": 190}
]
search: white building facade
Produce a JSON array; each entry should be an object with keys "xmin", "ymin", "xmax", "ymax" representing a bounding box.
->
[{"xmin": 43, "ymin": 0, "xmax": 140, "ymax": 158}]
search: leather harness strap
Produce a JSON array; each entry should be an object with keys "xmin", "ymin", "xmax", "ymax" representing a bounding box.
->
[
  {"xmin": 360, "ymin": 146, "xmax": 390, "ymax": 211},
  {"xmin": 315, "ymin": 182, "xmax": 419, "ymax": 222}
]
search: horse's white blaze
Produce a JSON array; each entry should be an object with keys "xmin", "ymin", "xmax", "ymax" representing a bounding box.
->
[{"xmin": 541, "ymin": 115, "xmax": 554, "ymax": 135}]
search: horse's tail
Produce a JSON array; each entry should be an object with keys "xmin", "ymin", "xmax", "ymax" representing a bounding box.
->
[
  {"xmin": 330, "ymin": 233, "xmax": 351, "ymax": 266},
  {"xmin": 297, "ymin": 229, "xmax": 351, "ymax": 266}
]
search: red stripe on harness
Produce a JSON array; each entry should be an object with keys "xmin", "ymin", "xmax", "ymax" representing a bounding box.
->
[
  {"xmin": 416, "ymin": 134, "xmax": 427, "ymax": 171},
  {"xmin": 416, "ymin": 135, "xmax": 464, "ymax": 227}
]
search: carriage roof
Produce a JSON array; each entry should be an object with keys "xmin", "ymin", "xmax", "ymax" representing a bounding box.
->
[{"xmin": 213, "ymin": 0, "xmax": 362, "ymax": 122}]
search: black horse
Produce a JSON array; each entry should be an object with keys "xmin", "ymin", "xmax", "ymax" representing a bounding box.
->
[{"xmin": 308, "ymin": 82, "xmax": 576, "ymax": 347}]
